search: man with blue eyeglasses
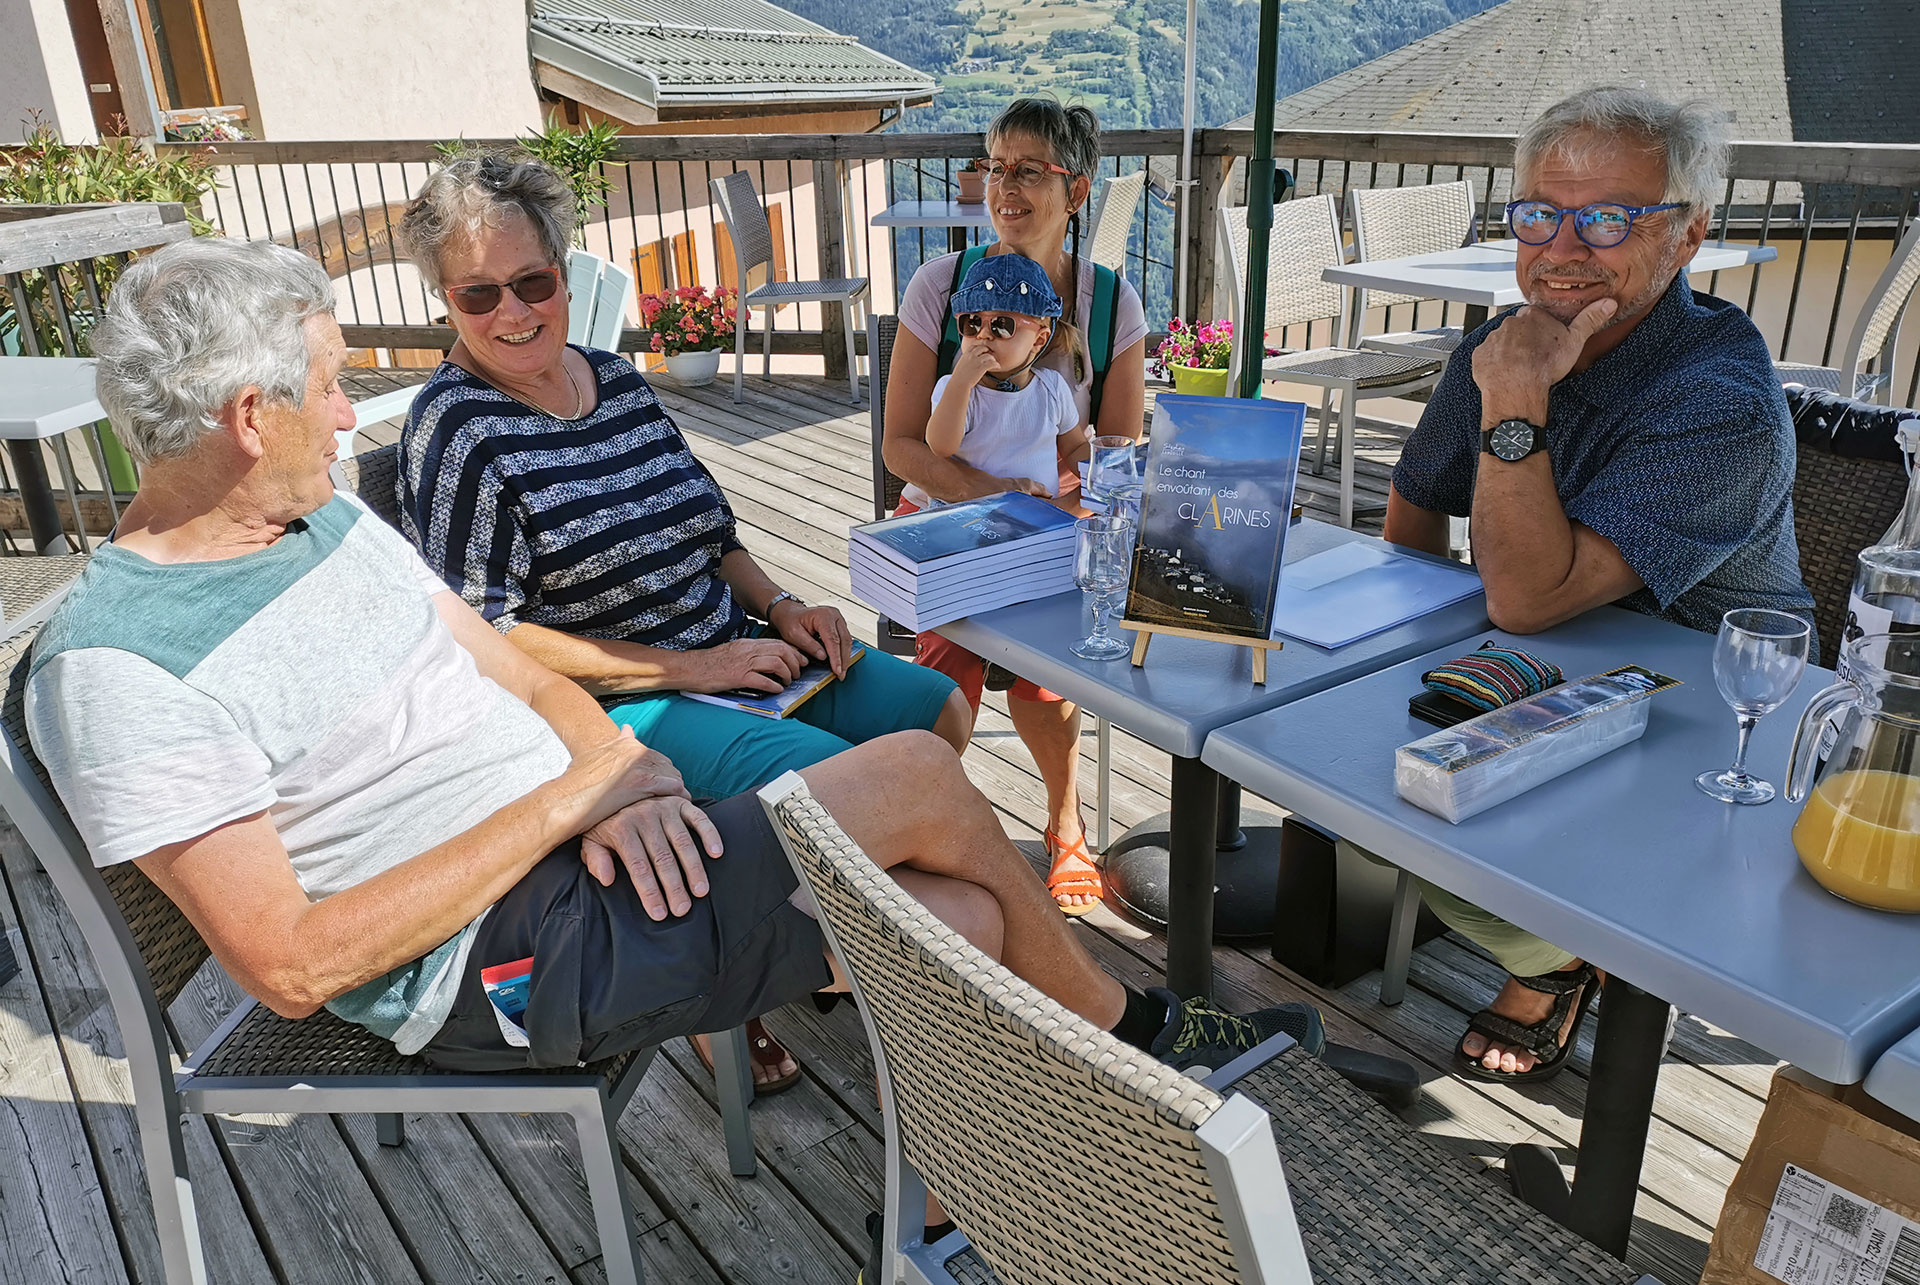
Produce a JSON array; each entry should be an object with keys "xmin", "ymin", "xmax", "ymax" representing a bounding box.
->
[{"xmin": 1381, "ymin": 87, "xmax": 1815, "ymax": 1084}]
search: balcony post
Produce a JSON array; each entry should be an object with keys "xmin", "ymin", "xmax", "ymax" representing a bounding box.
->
[
  {"xmin": 814, "ymin": 158, "xmax": 850, "ymax": 384},
  {"xmin": 1186, "ymin": 141, "xmax": 1227, "ymax": 323}
]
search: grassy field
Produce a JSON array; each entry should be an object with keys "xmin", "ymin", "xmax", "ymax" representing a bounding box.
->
[{"xmin": 950, "ymin": 0, "xmax": 1150, "ymax": 126}]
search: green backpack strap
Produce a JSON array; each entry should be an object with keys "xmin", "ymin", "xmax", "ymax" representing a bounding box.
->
[
  {"xmin": 1087, "ymin": 263, "xmax": 1121, "ymax": 425},
  {"xmin": 936, "ymin": 244, "xmax": 994, "ymax": 377}
]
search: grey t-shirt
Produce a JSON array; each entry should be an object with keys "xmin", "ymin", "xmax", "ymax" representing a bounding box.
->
[{"xmin": 26, "ymin": 493, "xmax": 572, "ymax": 1052}]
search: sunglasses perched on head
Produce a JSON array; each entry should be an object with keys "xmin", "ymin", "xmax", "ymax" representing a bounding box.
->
[
  {"xmin": 957, "ymin": 312, "xmax": 1044, "ymax": 339},
  {"xmin": 446, "ymin": 266, "xmax": 562, "ymax": 315}
]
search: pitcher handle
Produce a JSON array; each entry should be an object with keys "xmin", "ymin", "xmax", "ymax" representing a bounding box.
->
[{"xmin": 1786, "ymin": 681, "xmax": 1858, "ymax": 804}]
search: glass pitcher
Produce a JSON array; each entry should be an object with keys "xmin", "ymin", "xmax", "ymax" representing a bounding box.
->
[{"xmin": 1786, "ymin": 632, "xmax": 1920, "ymax": 912}]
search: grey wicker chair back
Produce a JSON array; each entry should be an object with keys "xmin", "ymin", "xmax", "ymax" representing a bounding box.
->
[
  {"xmin": 760, "ymin": 773, "xmax": 1310, "ymax": 1285},
  {"xmin": 1218, "ymin": 197, "xmax": 1348, "ymax": 336},
  {"xmin": 337, "ymin": 442, "xmax": 404, "ymax": 529},
  {"xmin": 868, "ymin": 314, "xmax": 908, "ymax": 519},
  {"xmin": 1348, "ymin": 180, "xmax": 1477, "ymax": 311},
  {"xmin": 1792, "ymin": 429, "xmax": 1910, "ymax": 671},
  {"xmin": 1777, "ymin": 217, "xmax": 1920, "ymax": 403},
  {"xmin": 1087, "ymin": 171, "xmax": 1148, "ymax": 274},
  {"xmin": 712, "ymin": 169, "xmax": 777, "ymax": 278}
]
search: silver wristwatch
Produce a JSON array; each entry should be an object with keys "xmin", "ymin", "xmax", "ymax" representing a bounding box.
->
[{"xmin": 765, "ymin": 590, "xmax": 804, "ymax": 617}]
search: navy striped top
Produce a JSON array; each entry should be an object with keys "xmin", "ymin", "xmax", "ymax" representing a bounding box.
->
[{"xmin": 396, "ymin": 346, "xmax": 749, "ymax": 650}]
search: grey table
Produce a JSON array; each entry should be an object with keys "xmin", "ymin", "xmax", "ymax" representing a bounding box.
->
[
  {"xmin": 1865, "ymin": 1029, "xmax": 1920, "ymax": 1122},
  {"xmin": 1203, "ymin": 607, "xmax": 1920, "ymax": 1254},
  {"xmin": 938, "ymin": 518, "xmax": 1489, "ymax": 997},
  {"xmin": 1323, "ymin": 239, "xmax": 1780, "ymax": 330},
  {"xmin": 0, "ymin": 356, "xmax": 106, "ymax": 553},
  {"xmin": 870, "ymin": 199, "xmax": 997, "ymax": 254}
]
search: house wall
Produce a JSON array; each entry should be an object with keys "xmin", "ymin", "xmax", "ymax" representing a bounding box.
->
[
  {"xmin": 1, "ymin": 0, "xmax": 96, "ymax": 142},
  {"xmin": 226, "ymin": 0, "xmax": 544, "ymax": 139}
]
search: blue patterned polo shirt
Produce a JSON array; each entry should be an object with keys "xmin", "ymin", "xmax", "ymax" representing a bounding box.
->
[{"xmin": 1392, "ymin": 274, "xmax": 1816, "ymax": 648}]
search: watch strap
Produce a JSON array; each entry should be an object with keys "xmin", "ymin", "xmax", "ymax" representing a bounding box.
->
[{"xmin": 765, "ymin": 590, "xmax": 803, "ymax": 616}]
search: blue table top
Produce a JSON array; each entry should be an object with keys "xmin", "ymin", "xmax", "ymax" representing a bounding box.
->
[
  {"xmin": 1866, "ymin": 1030, "xmax": 1920, "ymax": 1119},
  {"xmin": 936, "ymin": 519, "xmax": 1490, "ymax": 759},
  {"xmin": 1202, "ymin": 607, "xmax": 1920, "ymax": 1084}
]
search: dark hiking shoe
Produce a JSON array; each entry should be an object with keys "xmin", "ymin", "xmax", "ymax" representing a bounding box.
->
[{"xmin": 1146, "ymin": 985, "xmax": 1326, "ymax": 1074}]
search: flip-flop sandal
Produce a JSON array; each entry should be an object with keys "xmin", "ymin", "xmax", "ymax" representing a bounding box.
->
[
  {"xmin": 1453, "ymin": 962, "xmax": 1600, "ymax": 1085},
  {"xmin": 1044, "ymin": 827, "xmax": 1104, "ymax": 917},
  {"xmin": 691, "ymin": 1018, "xmax": 803, "ymax": 1096}
]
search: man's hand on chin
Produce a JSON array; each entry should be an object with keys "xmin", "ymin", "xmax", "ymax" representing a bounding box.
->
[{"xmin": 1472, "ymin": 297, "xmax": 1618, "ymax": 423}]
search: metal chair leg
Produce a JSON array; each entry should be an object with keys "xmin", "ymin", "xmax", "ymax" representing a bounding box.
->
[
  {"xmin": 762, "ymin": 305, "xmax": 774, "ymax": 381},
  {"xmin": 732, "ymin": 308, "xmax": 748, "ymax": 402},
  {"xmin": 709, "ymin": 1024, "xmax": 757, "ymax": 1178},
  {"xmin": 1312, "ymin": 388, "xmax": 1334, "ymax": 476},
  {"xmin": 843, "ymin": 295, "xmax": 861, "ymax": 404},
  {"xmin": 375, "ymin": 1113, "xmax": 406, "ymax": 1146},
  {"xmin": 135, "ymin": 1077, "xmax": 210, "ymax": 1284},
  {"xmin": 1380, "ymin": 869, "xmax": 1420, "ymax": 1006},
  {"xmin": 1338, "ymin": 387, "xmax": 1357, "ymax": 529},
  {"xmin": 574, "ymin": 1098, "xmax": 646, "ymax": 1285},
  {"xmin": 1095, "ymin": 716, "xmax": 1112, "ymax": 851}
]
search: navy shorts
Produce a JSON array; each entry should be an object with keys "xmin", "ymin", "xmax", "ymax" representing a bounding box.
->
[{"xmin": 422, "ymin": 790, "xmax": 830, "ymax": 1072}]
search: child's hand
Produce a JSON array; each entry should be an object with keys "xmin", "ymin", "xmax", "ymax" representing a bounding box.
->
[
  {"xmin": 999, "ymin": 476, "xmax": 1053, "ymax": 497},
  {"xmin": 1058, "ymin": 423, "xmax": 1094, "ymax": 463},
  {"xmin": 954, "ymin": 338, "xmax": 997, "ymax": 385}
]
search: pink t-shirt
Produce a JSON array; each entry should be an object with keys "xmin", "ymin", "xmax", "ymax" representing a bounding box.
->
[{"xmin": 898, "ymin": 250, "xmax": 1149, "ymax": 433}]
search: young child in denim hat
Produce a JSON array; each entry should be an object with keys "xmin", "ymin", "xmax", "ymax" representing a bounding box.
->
[{"xmin": 898, "ymin": 253, "xmax": 1089, "ymax": 509}]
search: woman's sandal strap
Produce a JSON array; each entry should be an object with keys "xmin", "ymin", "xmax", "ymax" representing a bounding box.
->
[{"xmin": 1508, "ymin": 962, "xmax": 1597, "ymax": 997}]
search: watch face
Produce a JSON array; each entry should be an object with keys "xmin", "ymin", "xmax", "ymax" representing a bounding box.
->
[{"xmin": 1490, "ymin": 420, "xmax": 1535, "ymax": 461}]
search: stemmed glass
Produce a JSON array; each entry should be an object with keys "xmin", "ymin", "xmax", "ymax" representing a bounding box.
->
[
  {"xmin": 1695, "ymin": 607, "xmax": 1813, "ymax": 804},
  {"xmin": 1071, "ymin": 514, "xmax": 1133, "ymax": 660}
]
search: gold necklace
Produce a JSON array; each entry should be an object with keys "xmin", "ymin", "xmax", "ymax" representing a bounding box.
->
[{"xmin": 540, "ymin": 361, "xmax": 584, "ymax": 420}]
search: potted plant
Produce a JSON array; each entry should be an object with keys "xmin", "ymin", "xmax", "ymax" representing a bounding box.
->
[
  {"xmin": 1153, "ymin": 318, "xmax": 1234, "ymax": 397},
  {"xmin": 637, "ymin": 285, "xmax": 736, "ymax": 385},
  {"xmin": 957, "ymin": 159, "xmax": 987, "ymax": 205}
]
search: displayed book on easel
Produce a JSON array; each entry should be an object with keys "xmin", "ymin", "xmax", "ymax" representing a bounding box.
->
[
  {"xmin": 849, "ymin": 491, "xmax": 1078, "ymax": 631},
  {"xmin": 1121, "ymin": 393, "xmax": 1306, "ymax": 684}
]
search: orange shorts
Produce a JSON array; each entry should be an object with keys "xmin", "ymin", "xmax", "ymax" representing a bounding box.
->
[{"xmin": 892, "ymin": 497, "xmax": 1066, "ymax": 712}]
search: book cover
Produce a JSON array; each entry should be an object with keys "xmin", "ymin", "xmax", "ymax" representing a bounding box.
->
[
  {"xmin": 682, "ymin": 644, "xmax": 867, "ymax": 719},
  {"xmin": 1122, "ymin": 394, "xmax": 1305, "ymax": 641},
  {"xmin": 1271, "ymin": 541, "xmax": 1483, "ymax": 649},
  {"xmin": 852, "ymin": 491, "xmax": 1076, "ymax": 572}
]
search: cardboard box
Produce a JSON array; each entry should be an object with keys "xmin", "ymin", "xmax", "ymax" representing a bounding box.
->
[{"xmin": 1704, "ymin": 1066, "xmax": 1920, "ymax": 1285}]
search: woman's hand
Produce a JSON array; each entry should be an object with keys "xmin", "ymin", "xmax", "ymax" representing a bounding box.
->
[
  {"xmin": 1000, "ymin": 476, "xmax": 1053, "ymax": 497},
  {"xmin": 770, "ymin": 599, "xmax": 855, "ymax": 678},
  {"xmin": 582, "ymin": 796, "xmax": 724, "ymax": 918},
  {"xmin": 683, "ymin": 637, "xmax": 809, "ymax": 695}
]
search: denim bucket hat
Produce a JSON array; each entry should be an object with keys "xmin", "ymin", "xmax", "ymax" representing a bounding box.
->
[{"xmin": 952, "ymin": 253, "xmax": 1063, "ymax": 319}]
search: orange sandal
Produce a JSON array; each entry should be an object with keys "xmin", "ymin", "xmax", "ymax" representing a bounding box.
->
[{"xmin": 1044, "ymin": 827, "xmax": 1104, "ymax": 917}]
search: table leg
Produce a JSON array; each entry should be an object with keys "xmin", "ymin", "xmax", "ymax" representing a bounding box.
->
[
  {"xmin": 1567, "ymin": 979, "xmax": 1671, "ymax": 1256},
  {"xmin": 948, "ymin": 227, "xmax": 969, "ymax": 254},
  {"xmin": 1165, "ymin": 755, "xmax": 1220, "ymax": 1000},
  {"xmin": 1463, "ymin": 304, "xmax": 1490, "ymax": 332},
  {"xmin": 6, "ymin": 441, "xmax": 68, "ymax": 554}
]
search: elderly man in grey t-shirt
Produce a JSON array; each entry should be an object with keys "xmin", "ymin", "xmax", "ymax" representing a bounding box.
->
[
  {"xmin": 1379, "ymin": 88, "xmax": 1815, "ymax": 1084},
  {"xmin": 27, "ymin": 237, "xmax": 1322, "ymax": 1121}
]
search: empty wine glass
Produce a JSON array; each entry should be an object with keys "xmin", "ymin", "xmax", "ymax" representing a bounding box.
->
[
  {"xmin": 1072, "ymin": 514, "xmax": 1133, "ymax": 660},
  {"xmin": 1695, "ymin": 607, "xmax": 1813, "ymax": 805},
  {"xmin": 1087, "ymin": 435, "xmax": 1140, "ymax": 505}
]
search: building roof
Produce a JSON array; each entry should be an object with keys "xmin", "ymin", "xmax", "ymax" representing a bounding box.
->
[
  {"xmin": 530, "ymin": 0, "xmax": 938, "ymax": 120},
  {"xmin": 1231, "ymin": 0, "xmax": 1917, "ymax": 144}
]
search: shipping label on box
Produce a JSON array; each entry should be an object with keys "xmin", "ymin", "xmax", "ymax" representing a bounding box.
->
[{"xmin": 1752, "ymin": 1164, "xmax": 1920, "ymax": 1285}]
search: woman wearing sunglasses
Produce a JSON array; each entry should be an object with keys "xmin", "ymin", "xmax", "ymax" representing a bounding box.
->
[
  {"xmin": 883, "ymin": 98, "xmax": 1149, "ymax": 916},
  {"xmin": 392, "ymin": 150, "xmax": 970, "ymax": 1094}
]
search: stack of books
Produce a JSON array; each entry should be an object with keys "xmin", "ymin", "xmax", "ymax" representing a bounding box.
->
[{"xmin": 850, "ymin": 492, "xmax": 1079, "ymax": 631}]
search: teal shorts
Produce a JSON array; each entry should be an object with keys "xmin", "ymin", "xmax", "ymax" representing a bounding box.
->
[{"xmin": 605, "ymin": 643, "xmax": 959, "ymax": 800}]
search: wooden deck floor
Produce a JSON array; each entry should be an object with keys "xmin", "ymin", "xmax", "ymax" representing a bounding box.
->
[{"xmin": 0, "ymin": 369, "xmax": 1774, "ymax": 1285}]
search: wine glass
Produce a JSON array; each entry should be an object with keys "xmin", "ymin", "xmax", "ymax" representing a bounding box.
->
[
  {"xmin": 1072, "ymin": 514, "xmax": 1133, "ymax": 660},
  {"xmin": 1695, "ymin": 607, "xmax": 1813, "ymax": 804},
  {"xmin": 1087, "ymin": 435, "xmax": 1140, "ymax": 505}
]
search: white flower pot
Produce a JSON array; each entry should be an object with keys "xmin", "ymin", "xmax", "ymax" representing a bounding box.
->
[{"xmin": 663, "ymin": 350, "xmax": 723, "ymax": 386}]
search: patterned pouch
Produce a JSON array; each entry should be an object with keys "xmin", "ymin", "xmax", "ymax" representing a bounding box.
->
[{"xmin": 1421, "ymin": 641, "xmax": 1564, "ymax": 712}]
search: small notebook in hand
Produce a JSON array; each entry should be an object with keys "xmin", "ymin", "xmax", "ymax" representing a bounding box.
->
[{"xmin": 683, "ymin": 644, "xmax": 866, "ymax": 719}]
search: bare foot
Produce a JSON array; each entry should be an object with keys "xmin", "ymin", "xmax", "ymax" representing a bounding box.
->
[
  {"xmin": 689, "ymin": 1019, "xmax": 798, "ymax": 1089},
  {"xmin": 1459, "ymin": 962, "xmax": 1597, "ymax": 1075},
  {"xmin": 1044, "ymin": 822, "xmax": 1101, "ymax": 910}
]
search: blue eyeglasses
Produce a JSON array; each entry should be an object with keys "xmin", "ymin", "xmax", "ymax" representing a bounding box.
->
[{"xmin": 1505, "ymin": 200, "xmax": 1686, "ymax": 248}]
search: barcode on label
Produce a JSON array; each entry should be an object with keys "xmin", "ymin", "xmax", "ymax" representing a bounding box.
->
[
  {"xmin": 1885, "ymin": 1227, "xmax": 1920, "ymax": 1285},
  {"xmin": 1825, "ymin": 1192, "xmax": 1871, "ymax": 1239}
]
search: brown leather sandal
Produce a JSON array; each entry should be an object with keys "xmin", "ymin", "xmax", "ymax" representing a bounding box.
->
[
  {"xmin": 691, "ymin": 1018, "xmax": 802, "ymax": 1096},
  {"xmin": 1044, "ymin": 827, "xmax": 1104, "ymax": 917}
]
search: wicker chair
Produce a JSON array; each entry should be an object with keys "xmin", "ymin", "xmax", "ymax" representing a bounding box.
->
[
  {"xmin": 1087, "ymin": 171, "xmax": 1148, "ymax": 275},
  {"xmin": 1218, "ymin": 198, "xmax": 1444, "ymax": 528},
  {"xmin": 336, "ymin": 441, "xmax": 762, "ymax": 1175},
  {"xmin": 1348, "ymin": 181, "xmax": 1478, "ymax": 360},
  {"xmin": 1775, "ymin": 217, "xmax": 1920, "ymax": 404},
  {"xmin": 711, "ymin": 169, "xmax": 870, "ymax": 404},
  {"xmin": 759, "ymin": 771, "xmax": 1661, "ymax": 1285}
]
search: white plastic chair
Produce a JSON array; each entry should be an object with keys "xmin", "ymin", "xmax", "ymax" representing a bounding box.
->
[
  {"xmin": 340, "ymin": 248, "xmax": 633, "ymax": 457},
  {"xmin": 1775, "ymin": 215, "xmax": 1920, "ymax": 404},
  {"xmin": 1087, "ymin": 171, "xmax": 1148, "ymax": 274},
  {"xmin": 1218, "ymin": 198, "xmax": 1444, "ymax": 528},
  {"xmin": 710, "ymin": 169, "xmax": 869, "ymax": 405},
  {"xmin": 1347, "ymin": 180, "xmax": 1478, "ymax": 360}
]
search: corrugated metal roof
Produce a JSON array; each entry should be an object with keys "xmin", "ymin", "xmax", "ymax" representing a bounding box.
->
[
  {"xmin": 1231, "ymin": 0, "xmax": 1918, "ymax": 144},
  {"xmin": 532, "ymin": 0, "xmax": 938, "ymax": 109}
]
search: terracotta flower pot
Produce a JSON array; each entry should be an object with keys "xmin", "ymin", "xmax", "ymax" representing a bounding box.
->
[
  {"xmin": 957, "ymin": 169, "xmax": 987, "ymax": 204},
  {"xmin": 1168, "ymin": 363, "xmax": 1231, "ymax": 397},
  {"xmin": 663, "ymin": 350, "xmax": 723, "ymax": 386}
]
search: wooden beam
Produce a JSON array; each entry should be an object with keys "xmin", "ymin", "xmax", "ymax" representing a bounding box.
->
[
  {"xmin": 94, "ymin": 0, "xmax": 161, "ymax": 137},
  {"xmin": 813, "ymin": 157, "xmax": 849, "ymax": 383},
  {"xmin": 338, "ymin": 324, "xmax": 869, "ymax": 358},
  {"xmin": 0, "ymin": 203, "xmax": 190, "ymax": 274}
]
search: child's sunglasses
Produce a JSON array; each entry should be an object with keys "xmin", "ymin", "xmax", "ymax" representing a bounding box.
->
[
  {"xmin": 447, "ymin": 267, "xmax": 562, "ymax": 315},
  {"xmin": 957, "ymin": 311, "xmax": 1041, "ymax": 340}
]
